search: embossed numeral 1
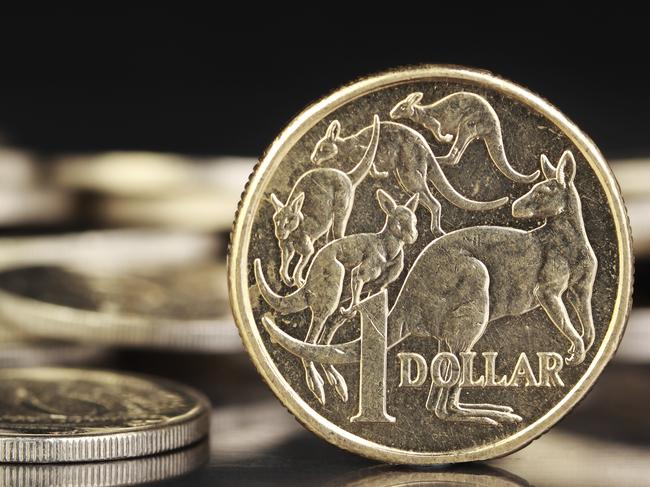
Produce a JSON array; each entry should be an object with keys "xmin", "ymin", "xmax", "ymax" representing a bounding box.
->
[{"xmin": 351, "ymin": 291, "xmax": 395, "ymax": 423}]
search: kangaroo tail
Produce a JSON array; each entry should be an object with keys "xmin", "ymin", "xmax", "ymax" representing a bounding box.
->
[
  {"xmin": 427, "ymin": 154, "xmax": 509, "ymax": 211},
  {"xmin": 347, "ymin": 114, "xmax": 381, "ymax": 187},
  {"xmin": 485, "ymin": 135, "xmax": 540, "ymax": 184},
  {"xmin": 254, "ymin": 259, "xmax": 308, "ymax": 314}
]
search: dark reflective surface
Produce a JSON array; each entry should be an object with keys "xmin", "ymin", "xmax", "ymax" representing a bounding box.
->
[{"xmin": 76, "ymin": 351, "xmax": 646, "ymax": 487}]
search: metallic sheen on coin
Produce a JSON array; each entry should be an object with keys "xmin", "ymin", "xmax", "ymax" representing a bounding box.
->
[
  {"xmin": 228, "ymin": 66, "xmax": 633, "ymax": 464},
  {"xmin": 0, "ymin": 368, "xmax": 210, "ymax": 463}
]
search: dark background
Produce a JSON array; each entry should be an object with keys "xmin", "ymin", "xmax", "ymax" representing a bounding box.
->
[{"xmin": 0, "ymin": 14, "xmax": 647, "ymax": 158}]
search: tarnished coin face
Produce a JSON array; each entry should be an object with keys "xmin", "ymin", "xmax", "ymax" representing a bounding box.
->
[
  {"xmin": 0, "ymin": 368, "xmax": 210, "ymax": 463},
  {"xmin": 229, "ymin": 66, "xmax": 633, "ymax": 463}
]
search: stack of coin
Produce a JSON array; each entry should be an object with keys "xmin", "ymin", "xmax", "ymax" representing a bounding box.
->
[{"xmin": 0, "ymin": 368, "xmax": 210, "ymax": 469}]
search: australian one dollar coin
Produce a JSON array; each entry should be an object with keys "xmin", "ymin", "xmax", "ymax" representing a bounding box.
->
[{"xmin": 228, "ymin": 65, "xmax": 633, "ymax": 463}]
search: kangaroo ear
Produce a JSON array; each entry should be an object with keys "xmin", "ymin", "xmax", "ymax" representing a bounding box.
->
[
  {"xmin": 376, "ymin": 189, "xmax": 397, "ymax": 214},
  {"xmin": 405, "ymin": 193, "xmax": 419, "ymax": 213},
  {"xmin": 557, "ymin": 150, "xmax": 576, "ymax": 186},
  {"xmin": 290, "ymin": 192, "xmax": 305, "ymax": 213},
  {"xmin": 540, "ymin": 154, "xmax": 555, "ymax": 180},
  {"xmin": 326, "ymin": 120, "xmax": 340, "ymax": 140},
  {"xmin": 407, "ymin": 92, "xmax": 423, "ymax": 106},
  {"xmin": 270, "ymin": 193, "xmax": 284, "ymax": 212}
]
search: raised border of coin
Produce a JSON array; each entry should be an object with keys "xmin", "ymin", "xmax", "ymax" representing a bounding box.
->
[
  {"xmin": 0, "ymin": 368, "xmax": 210, "ymax": 463},
  {"xmin": 229, "ymin": 65, "xmax": 633, "ymax": 464}
]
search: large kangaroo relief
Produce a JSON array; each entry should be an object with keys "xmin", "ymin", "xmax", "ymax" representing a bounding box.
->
[
  {"xmin": 259, "ymin": 150, "xmax": 597, "ymax": 426},
  {"xmin": 390, "ymin": 91, "xmax": 540, "ymax": 183}
]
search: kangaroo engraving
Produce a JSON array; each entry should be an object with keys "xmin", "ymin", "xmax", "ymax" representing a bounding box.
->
[
  {"xmin": 262, "ymin": 150, "xmax": 597, "ymax": 425},
  {"xmin": 255, "ymin": 189, "xmax": 419, "ymax": 405},
  {"xmin": 270, "ymin": 115, "xmax": 381, "ymax": 287},
  {"xmin": 390, "ymin": 91, "xmax": 540, "ymax": 184},
  {"xmin": 311, "ymin": 119, "xmax": 509, "ymax": 237},
  {"xmin": 383, "ymin": 150, "xmax": 595, "ymax": 424}
]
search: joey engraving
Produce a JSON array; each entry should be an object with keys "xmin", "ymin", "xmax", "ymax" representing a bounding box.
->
[
  {"xmin": 312, "ymin": 118, "xmax": 509, "ymax": 236},
  {"xmin": 259, "ymin": 150, "xmax": 597, "ymax": 427},
  {"xmin": 270, "ymin": 115, "xmax": 381, "ymax": 286},
  {"xmin": 390, "ymin": 91, "xmax": 540, "ymax": 183},
  {"xmin": 255, "ymin": 190, "xmax": 419, "ymax": 405}
]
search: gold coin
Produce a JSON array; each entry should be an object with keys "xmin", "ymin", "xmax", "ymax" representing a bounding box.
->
[
  {"xmin": 229, "ymin": 65, "xmax": 633, "ymax": 464},
  {"xmin": 0, "ymin": 368, "xmax": 210, "ymax": 463}
]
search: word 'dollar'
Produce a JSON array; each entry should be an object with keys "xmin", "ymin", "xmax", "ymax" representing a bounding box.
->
[{"xmin": 397, "ymin": 351, "xmax": 565, "ymax": 389}]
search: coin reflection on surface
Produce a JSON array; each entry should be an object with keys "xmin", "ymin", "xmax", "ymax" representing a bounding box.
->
[
  {"xmin": 332, "ymin": 464, "xmax": 528, "ymax": 487},
  {"xmin": 0, "ymin": 265, "xmax": 239, "ymax": 353},
  {"xmin": 0, "ymin": 440, "xmax": 208, "ymax": 487}
]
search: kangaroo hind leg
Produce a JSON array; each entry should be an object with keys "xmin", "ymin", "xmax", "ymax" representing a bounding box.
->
[
  {"xmin": 302, "ymin": 259, "xmax": 345, "ymax": 405},
  {"xmin": 436, "ymin": 122, "xmax": 476, "ymax": 166},
  {"xmin": 483, "ymin": 128, "xmax": 539, "ymax": 183},
  {"xmin": 434, "ymin": 256, "xmax": 521, "ymax": 424}
]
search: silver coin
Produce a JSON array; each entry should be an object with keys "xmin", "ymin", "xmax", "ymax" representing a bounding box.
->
[
  {"xmin": 0, "ymin": 368, "xmax": 210, "ymax": 463},
  {"xmin": 0, "ymin": 264, "xmax": 240, "ymax": 353},
  {"xmin": 0, "ymin": 440, "xmax": 208, "ymax": 487}
]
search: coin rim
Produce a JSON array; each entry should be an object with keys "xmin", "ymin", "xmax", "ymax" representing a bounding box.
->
[
  {"xmin": 0, "ymin": 367, "xmax": 211, "ymax": 463},
  {"xmin": 228, "ymin": 65, "xmax": 634, "ymax": 464}
]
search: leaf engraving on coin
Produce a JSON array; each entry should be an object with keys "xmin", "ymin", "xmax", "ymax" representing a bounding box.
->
[{"xmin": 229, "ymin": 66, "xmax": 632, "ymax": 463}]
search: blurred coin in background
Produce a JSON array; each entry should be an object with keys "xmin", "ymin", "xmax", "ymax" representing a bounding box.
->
[
  {"xmin": 0, "ymin": 148, "xmax": 74, "ymax": 227},
  {"xmin": 52, "ymin": 152, "xmax": 253, "ymax": 232},
  {"xmin": 0, "ymin": 229, "xmax": 220, "ymax": 273},
  {"xmin": 0, "ymin": 264, "xmax": 239, "ymax": 353},
  {"xmin": 0, "ymin": 368, "xmax": 210, "ymax": 463}
]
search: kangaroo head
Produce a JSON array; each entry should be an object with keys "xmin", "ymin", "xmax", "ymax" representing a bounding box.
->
[
  {"xmin": 311, "ymin": 120, "xmax": 341, "ymax": 165},
  {"xmin": 389, "ymin": 92, "xmax": 423, "ymax": 120},
  {"xmin": 270, "ymin": 192, "xmax": 304, "ymax": 240},
  {"xmin": 512, "ymin": 151, "xmax": 577, "ymax": 219},
  {"xmin": 377, "ymin": 189, "xmax": 419, "ymax": 244}
]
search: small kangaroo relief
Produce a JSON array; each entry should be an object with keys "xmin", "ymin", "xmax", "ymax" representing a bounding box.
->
[
  {"xmin": 255, "ymin": 189, "xmax": 419, "ymax": 405},
  {"xmin": 390, "ymin": 91, "xmax": 540, "ymax": 184},
  {"xmin": 312, "ymin": 118, "xmax": 509, "ymax": 237},
  {"xmin": 269, "ymin": 115, "xmax": 381, "ymax": 287}
]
